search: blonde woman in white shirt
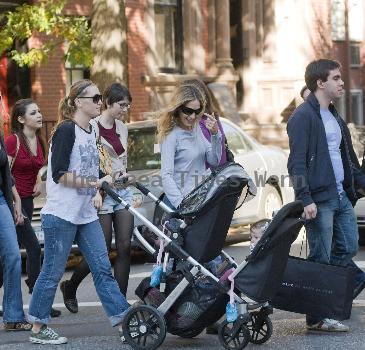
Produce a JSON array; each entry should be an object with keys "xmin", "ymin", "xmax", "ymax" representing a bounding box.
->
[
  {"xmin": 27, "ymin": 80, "xmax": 130, "ymax": 345},
  {"xmin": 60, "ymin": 83, "xmax": 134, "ymax": 313}
]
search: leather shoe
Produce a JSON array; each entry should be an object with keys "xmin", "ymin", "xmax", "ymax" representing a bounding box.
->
[
  {"xmin": 60, "ymin": 280, "xmax": 79, "ymax": 313},
  {"xmin": 353, "ymin": 279, "xmax": 365, "ymax": 299},
  {"xmin": 51, "ymin": 307, "xmax": 62, "ymax": 317}
]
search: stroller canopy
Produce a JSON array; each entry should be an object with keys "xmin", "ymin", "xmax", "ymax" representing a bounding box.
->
[{"xmin": 177, "ymin": 163, "xmax": 256, "ymax": 217}]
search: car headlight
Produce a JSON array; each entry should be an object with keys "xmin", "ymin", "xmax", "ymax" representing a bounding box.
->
[{"xmin": 132, "ymin": 190, "xmax": 144, "ymax": 208}]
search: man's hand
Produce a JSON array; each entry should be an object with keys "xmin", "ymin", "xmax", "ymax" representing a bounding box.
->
[{"xmin": 303, "ymin": 203, "xmax": 317, "ymax": 220}]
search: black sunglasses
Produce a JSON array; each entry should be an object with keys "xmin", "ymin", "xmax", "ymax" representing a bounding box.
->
[
  {"xmin": 180, "ymin": 105, "xmax": 203, "ymax": 116},
  {"xmin": 78, "ymin": 94, "xmax": 103, "ymax": 104}
]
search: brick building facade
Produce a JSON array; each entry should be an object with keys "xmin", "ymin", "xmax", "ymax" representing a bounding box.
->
[{"xmin": 1, "ymin": 0, "xmax": 365, "ymax": 145}]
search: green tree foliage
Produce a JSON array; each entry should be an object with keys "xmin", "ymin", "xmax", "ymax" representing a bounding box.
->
[{"xmin": 0, "ymin": 0, "xmax": 92, "ymax": 67}]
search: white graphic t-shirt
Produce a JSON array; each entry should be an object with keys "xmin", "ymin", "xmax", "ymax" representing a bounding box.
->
[{"xmin": 41, "ymin": 121, "xmax": 99, "ymax": 224}]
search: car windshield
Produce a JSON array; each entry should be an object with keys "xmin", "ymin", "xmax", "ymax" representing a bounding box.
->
[{"xmin": 128, "ymin": 127, "xmax": 161, "ymax": 171}]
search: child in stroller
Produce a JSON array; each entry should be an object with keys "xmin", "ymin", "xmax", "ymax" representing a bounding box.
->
[{"xmin": 101, "ymin": 162, "xmax": 304, "ymax": 350}]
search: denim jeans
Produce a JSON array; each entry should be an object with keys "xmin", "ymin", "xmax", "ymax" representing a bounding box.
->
[
  {"xmin": 305, "ymin": 193, "xmax": 359, "ymax": 325},
  {"xmin": 27, "ymin": 214, "xmax": 130, "ymax": 326},
  {"xmin": 0, "ymin": 190, "xmax": 26, "ymax": 323}
]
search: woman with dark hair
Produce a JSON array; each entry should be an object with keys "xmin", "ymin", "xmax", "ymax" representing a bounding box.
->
[
  {"xmin": 2, "ymin": 99, "xmax": 60, "ymax": 318},
  {"xmin": 60, "ymin": 83, "xmax": 134, "ymax": 313},
  {"xmin": 0, "ymin": 121, "xmax": 31, "ymax": 330},
  {"xmin": 27, "ymin": 79, "xmax": 130, "ymax": 345}
]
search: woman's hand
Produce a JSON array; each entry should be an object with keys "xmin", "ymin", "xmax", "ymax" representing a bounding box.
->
[
  {"xmin": 92, "ymin": 191, "xmax": 103, "ymax": 210},
  {"xmin": 14, "ymin": 200, "xmax": 24, "ymax": 226},
  {"xmin": 32, "ymin": 181, "xmax": 42, "ymax": 197},
  {"xmin": 94, "ymin": 175, "xmax": 113, "ymax": 189},
  {"xmin": 204, "ymin": 113, "xmax": 219, "ymax": 135},
  {"xmin": 115, "ymin": 172, "xmax": 135, "ymax": 186}
]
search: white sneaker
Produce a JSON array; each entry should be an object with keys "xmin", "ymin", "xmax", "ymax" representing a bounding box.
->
[
  {"xmin": 307, "ymin": 318, "xmax": 349, "ymax": 332},
  {"xmin": 29, "ymin": 325, "xmax": 68, "ymax": 345}
]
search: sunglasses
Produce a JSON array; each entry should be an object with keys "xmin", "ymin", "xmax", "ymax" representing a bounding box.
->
[
  {"xmin": 180, "ymin": 105, "xmax": 203, "ymax": 116},
  {"xmin": 78, "ymin": 94, "xmax": 103, "ymax": 104}
]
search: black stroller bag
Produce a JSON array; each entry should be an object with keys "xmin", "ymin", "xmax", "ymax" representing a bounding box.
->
[{"xmin": 234, "ymin": 201, "xmax": 304, "ymax": 302}]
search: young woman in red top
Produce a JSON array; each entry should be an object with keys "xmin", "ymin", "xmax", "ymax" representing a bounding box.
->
[{"xmin": 2, "ymin": 99, "xmax": 60, "ymax": 317}]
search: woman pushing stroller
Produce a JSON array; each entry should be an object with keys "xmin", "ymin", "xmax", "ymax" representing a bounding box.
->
[
  {"xmin": 158, "ymin": 81, "xmax": 222, "ymax": 210},
  {"xmin": 26, "ymin": 79, "xmax": 131, "ymax": 345}
]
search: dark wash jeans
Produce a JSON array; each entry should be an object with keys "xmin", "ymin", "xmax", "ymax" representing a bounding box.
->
[{"xmin": 305, "ymin": 193, "xmax": 361, "ymax": 325}]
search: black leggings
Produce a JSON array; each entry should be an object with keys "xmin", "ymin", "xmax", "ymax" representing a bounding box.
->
[
  {"xmin": 68, "ymin": 209, "xmax": 134, "ymax": 296},
  {"xmin": 0, "ymin": 196, "xmax": 41, "ymax": 292}
]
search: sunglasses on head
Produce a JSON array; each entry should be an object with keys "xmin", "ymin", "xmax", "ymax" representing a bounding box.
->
[
  {"xmin": 180, "ymin": 105, "xmax": 203, "ymax": 116},
  {"xmin": 77, "ymin": 94, "xmax": 103, "ymax": 104}
]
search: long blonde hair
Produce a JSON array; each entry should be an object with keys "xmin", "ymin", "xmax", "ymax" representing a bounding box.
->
[
  {"xmin": 157, "ymin": 84, "xmax": 206, "ymax": 142},
  {"xmin": 50, "ymin": 79, "xmax": 94, "ymax": 141},
  {"xmin": 179, "ymin": 79, "xmax": 222, "ymax": 117}
]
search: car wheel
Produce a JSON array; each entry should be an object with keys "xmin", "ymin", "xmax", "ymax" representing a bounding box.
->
[
  {"xmin": 359, "ymin": 228, "xmax": 365, "ymax": 246},
  {"xmin": 259, "ymin": 185, "xmax": 282, "ymax": 219}
]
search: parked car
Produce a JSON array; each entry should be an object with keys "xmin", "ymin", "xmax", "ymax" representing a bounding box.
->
[{"xmin": 30, "ymin": 117, "xmax": 294, "ymax": 247}]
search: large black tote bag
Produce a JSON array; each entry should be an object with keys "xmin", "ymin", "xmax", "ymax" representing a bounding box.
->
[{"xmin": 271, "ymin": 256, "xmax": 355, "ymax": 320}]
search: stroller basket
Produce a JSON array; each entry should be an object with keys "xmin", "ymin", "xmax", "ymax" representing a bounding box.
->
[{"xmin": 234, "ymin": 201, "xmax": 304, "ymax": 302}]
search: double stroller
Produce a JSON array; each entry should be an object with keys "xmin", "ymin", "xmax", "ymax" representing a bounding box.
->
[{"xmin": 102, "ymin": 163, "xmax": 304, "ymax": 350}]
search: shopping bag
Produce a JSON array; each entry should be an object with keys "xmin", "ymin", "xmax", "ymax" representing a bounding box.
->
[{"xmin": 271, "ymin": 256, "xmax": 355, "ymax": 320}]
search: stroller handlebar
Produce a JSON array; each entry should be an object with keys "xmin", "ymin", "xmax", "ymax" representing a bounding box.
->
[{"xmin": 134, "ymin": 182, "xmax": 150, "ymax": 196}]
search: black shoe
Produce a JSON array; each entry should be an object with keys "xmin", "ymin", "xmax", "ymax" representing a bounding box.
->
[
  {"xmin": 50, "ymin": 307, "xmax": 61, "ymax": 318},
  {"xmin": 353, "ymin": 279, "xmax": 365, "ymax": 299},
  {"xmin": 206, "ymin": 322, "xmax": 219, "ymax": 335},
  {"xmin": 60, "ymin": 281, "xmax": 78, "ymax": 313}
]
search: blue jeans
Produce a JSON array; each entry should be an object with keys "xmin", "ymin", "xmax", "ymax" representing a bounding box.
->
[
  {"xmin": 27, "ymin": 214, "xmax": 130, "ymax": 326},
  {"xmin": 305, "ymin": 193, "xmax": 360, "ymax": 325},
  {"xmin": 0, "ymin": 190, "xmax": 26, "ymax": 323}
]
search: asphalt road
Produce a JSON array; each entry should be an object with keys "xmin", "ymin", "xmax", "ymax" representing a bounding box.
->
[{"xmin": 1, "ymin": 230, "xmax": 365, "ymax": 350}]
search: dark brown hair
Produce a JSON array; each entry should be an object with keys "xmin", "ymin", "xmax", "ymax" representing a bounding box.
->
[
  {"xmin": 102, "ymin": 82, "xmax": 132, "ymax": 110},
  {"xmin": 305, "ymin": 59, "xmax": 341, "ymax": 92},
  {"xmin": 10, "ymin": 98, "xmax": 46, "ymax": 156}
]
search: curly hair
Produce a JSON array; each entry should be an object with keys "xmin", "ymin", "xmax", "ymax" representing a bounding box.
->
[{"xmin": 157, "ymin": 84, "xmax": 206, "ymax": 142}]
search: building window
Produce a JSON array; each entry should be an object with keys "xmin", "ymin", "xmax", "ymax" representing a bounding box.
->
[
  {"xmin": 350, "ymin": 43, "xmax": 361, "ymax": 67},
  {"xmin": 65, "ymin": 62, "xmax": 90, "ymax": 94},
  {"xmin": 331, "ymin": 0, "xmax": 364, "ymax": 41},
  {"xmin": 154, "ymin": 0, "xmax": 182, "ymax": 73},
  {"xmin": 351, "ymin": 89, "xmax": 363, "ymax": 125}
]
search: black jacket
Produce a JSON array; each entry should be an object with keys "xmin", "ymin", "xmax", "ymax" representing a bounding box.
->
[
  {"xmin": 287, "ymin": 93, "xmax": 365, "ymax": 206},
  {"xmin": 0, "ymin": 135, "xmax": 14, "ymax": 218}
]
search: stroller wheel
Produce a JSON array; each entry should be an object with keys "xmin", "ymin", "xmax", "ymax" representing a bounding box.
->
[
  {"xmin": 122, "ymin": 305, "xmax": 166, "ymax": 350},
  {"xmin": 247, "ymin": 312, "xmax": 273, "ymax": 344},
  {"xmin": 218, "ymin": 320, "xmax": 250, "ymax": 350}
]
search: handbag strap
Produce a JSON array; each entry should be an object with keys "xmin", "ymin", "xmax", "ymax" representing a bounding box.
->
[{"xmin": 9, "ymin": 134, "xmax": 20, "ymax": 170}]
